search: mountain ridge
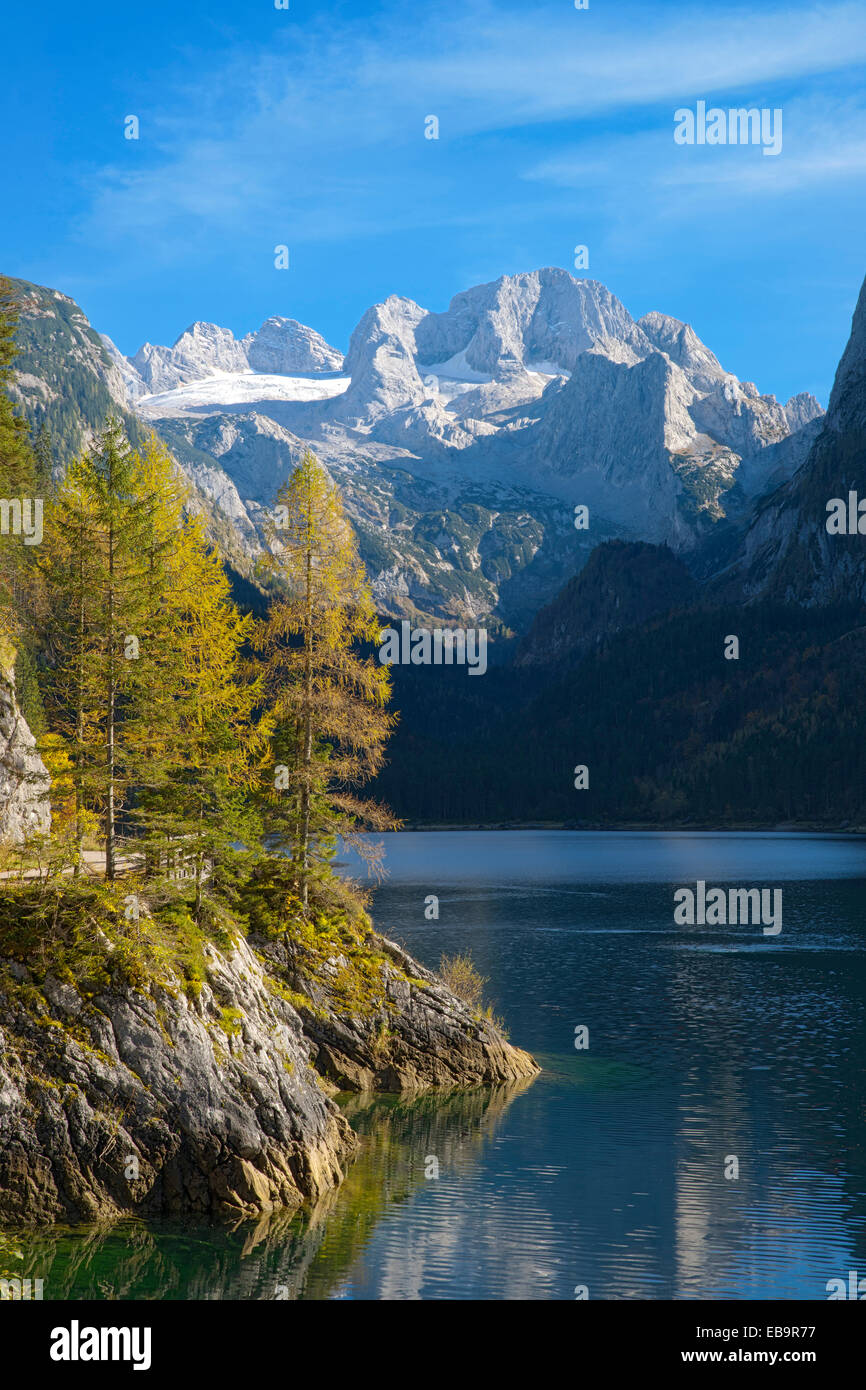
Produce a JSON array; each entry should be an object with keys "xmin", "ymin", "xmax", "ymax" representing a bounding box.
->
[{"xmin": 8, "ymin": 267, "xmax": 824, "ymax": 631}]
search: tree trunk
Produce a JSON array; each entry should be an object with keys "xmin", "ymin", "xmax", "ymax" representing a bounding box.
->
[
  {"xmin": 299, "ymin": 542, "xmax": 313, "ymax": 911},
  {"xmin": 105, "ymin": 505, "xmax": 116, "ymax": 882},
  {"xmin": 74, "ymin": 537, "xmax": 86, "ymax": 878},
  {"xmin": 195, "ymin": 794, "xmax": 204, "ymax": 919}
]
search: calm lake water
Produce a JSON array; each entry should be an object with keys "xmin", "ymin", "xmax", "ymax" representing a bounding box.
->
[{"xmin": 11, "ymin": 831, "xmax": 866, "ymax": 1300}]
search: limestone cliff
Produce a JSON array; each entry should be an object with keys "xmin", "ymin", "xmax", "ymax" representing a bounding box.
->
[
  {"xmin": 0, "ymin": 892, "xmax": 537, "ymax": 1224},
  {"xmin": 0, "ymin": 664, "xmax": 50, "ymax": 846}
]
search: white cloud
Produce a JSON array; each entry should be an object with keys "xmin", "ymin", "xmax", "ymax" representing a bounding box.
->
[
  {"xmin": 73, "ymin": 1, "xmax": 866, "ymax": 258},
  {"xmin": 525, "ymin": 91, "xmax": 866, "ymax": 207},
  {"xmin": 385, "ymin": 0, "xmax": 866, "ymax": 128}
]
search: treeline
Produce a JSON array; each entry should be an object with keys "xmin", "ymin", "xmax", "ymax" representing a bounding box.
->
[{"xmin": 0, "ymin": 278, "xmax": 394, "ymax": 925}]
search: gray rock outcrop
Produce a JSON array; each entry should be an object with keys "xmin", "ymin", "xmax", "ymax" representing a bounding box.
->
[
  {"xmin": 0, "ymin": 665, "xmax": 50, "ymax": 845},
  {"xmin": 270, "ymin": 931, "xmax": 539, "ymax": 1093},
  {"xmin": 0, "ymin": 933, "xmax": 353, "ymax": 1223},
  {"xmin": 243, "ymin": 317, "xmax": 343, "ymax": 375},
  {"xmin": 0, "ymin": 917, "xmax": 538, "ymax": 1224}
]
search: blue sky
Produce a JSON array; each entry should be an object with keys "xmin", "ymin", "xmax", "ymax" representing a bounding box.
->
[{"xmin": 3, "ymin": 0, "xmax": 866, "ymax": 403}]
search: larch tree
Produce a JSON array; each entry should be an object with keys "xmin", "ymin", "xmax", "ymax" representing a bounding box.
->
[
  {"xmin": 41, "ymin": 420, "xmax": 153, "ymax": 878},
  {"xmin": 0, "ymin": 276, "xmax": 38, "ymax": 667},
  {"xmin": 43, "ymin": 425, "xmax": 262, "ymax": 906},
  {"xmin": 38, "ymin": 464, "xmax": 103, "ymax": 870},
  {"xmin": 125, "ymin": 446, "xmax": 263, "ymax": 918},
  {"xmin": 254, "ymin": 448, "xmax": 397, "ymax": 912}
]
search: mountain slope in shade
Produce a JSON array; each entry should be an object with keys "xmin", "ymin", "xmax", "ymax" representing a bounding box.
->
[
  {"xmin": 516, "ymin": 540, "xmax": 697, "ymax": 667},
  {"xmin": 5, "ymin": 280, "xmax": 264, "ymax": 583},
  {"xmin": 6, "ymin": 280, "xmax": 132, "ymax": 459}
]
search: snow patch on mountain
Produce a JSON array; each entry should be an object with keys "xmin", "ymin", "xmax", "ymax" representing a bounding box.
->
[
  {"xmin": 127, "ymin": 318, "xmax": 344, "ymax": 395},
  {"xmin": 138, "ymin": 372, "xmax": 350, "ymax": 417}
]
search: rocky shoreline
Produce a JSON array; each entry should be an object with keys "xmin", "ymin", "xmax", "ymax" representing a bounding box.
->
[{"xmin": 0, "ymin": 921, "xmax": 538, "ymax": 1225}]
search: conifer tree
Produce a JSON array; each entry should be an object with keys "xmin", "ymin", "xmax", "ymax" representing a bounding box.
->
[
  {"xmin": 254, "ymin": 448, "xmax": 396, "ymax": 911},
  {"xmin": 0, "ymin": 276, "xmax": 35, "ymax": 498},
  {"xmin": 42, "ymin": 426, "xmax": 261, "ymax": 902},
  {"xmin": 32, "ymin": 421, "xmax": 54, "ymax": 494},
  {"xmin": 41, "ymin": 420, "xmax": 151, "ymax": 878},
  {"xmin": 0, "ymin": 277, "xmax": 38, "ymax": 662},
  {"xmin": 125, "ymin": 446, "xmax": 263, "ymax": 917},
  {"xmin": 39, "ymin": 467, "xmax": 102, "ymax": 869}
]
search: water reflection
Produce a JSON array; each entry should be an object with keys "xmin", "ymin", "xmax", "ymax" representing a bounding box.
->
[
  {"xmin": 6, "ymin": 1082, "xmax": 533, "ymax": 1300},
  {"xmin": 7, "ymin": 832, "xmax": 866, "ymax": 1299}
]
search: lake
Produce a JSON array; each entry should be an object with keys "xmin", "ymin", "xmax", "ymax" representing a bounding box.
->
[{"xmin": 12, "ymin": 830, "xmax": 866, "ymax": 1300}]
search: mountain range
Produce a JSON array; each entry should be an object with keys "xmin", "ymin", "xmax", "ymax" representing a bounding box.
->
[
  {"xmin": 372, "ymin": 269, "xmax": 866, "ymax": 825},
  {"xmin": 8, "ymin": 268, "xmax": 824, "ymax": 633},
  {"xmin": 6, "ymin": 264, "xmax": 866, "ymax": 825}
]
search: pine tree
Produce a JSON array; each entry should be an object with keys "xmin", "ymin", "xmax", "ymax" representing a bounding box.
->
[
  {"xmin": 32, "ymin": 421, "xmax": 54, "ymax": 494},
  {"xmin": 254, "ymin": 448, "xmax": 397, "ymax": 912}
]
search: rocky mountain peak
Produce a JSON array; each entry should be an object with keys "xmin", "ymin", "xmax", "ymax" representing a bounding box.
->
[
  {"xmin": 129, "ymin": 317, "xmax": 343, "ymax": 396},
  {"xmin": 414, "ymin": 268, "xmax": 643, "ymax": 376},
  {"xmin": 637, "ymin": 310, "xmax": 728, "ymax": 392},
  {"xmin": 243, "ymin": 316, "xmax": 344, "ymax": 374},
  {"xmin": 338, "ymin": 296, "xmax": 428, "ymax": 421},
  {"xmin": 9, "ymin": 267, "xmax": 833, "ymax": 634},
  {"xmin": 784, "ymin": 391, "xmax": 824, "ymax": 432},
  {"xmin": 826, "ymin": 276, "xmax": 866, "ymax": 436}
]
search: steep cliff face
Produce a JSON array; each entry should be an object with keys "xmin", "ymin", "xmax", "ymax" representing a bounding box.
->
[
  {"xmin": 714, "ymin": 273, "xmax": 866, "ymax": 606},
  {"xmin": 0, "ymin": 665, "xmax": 50, "ymax": 845},
  {"xmin": 0, "ymin": 932, "xmax": 352, "ymax": 1223}
]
